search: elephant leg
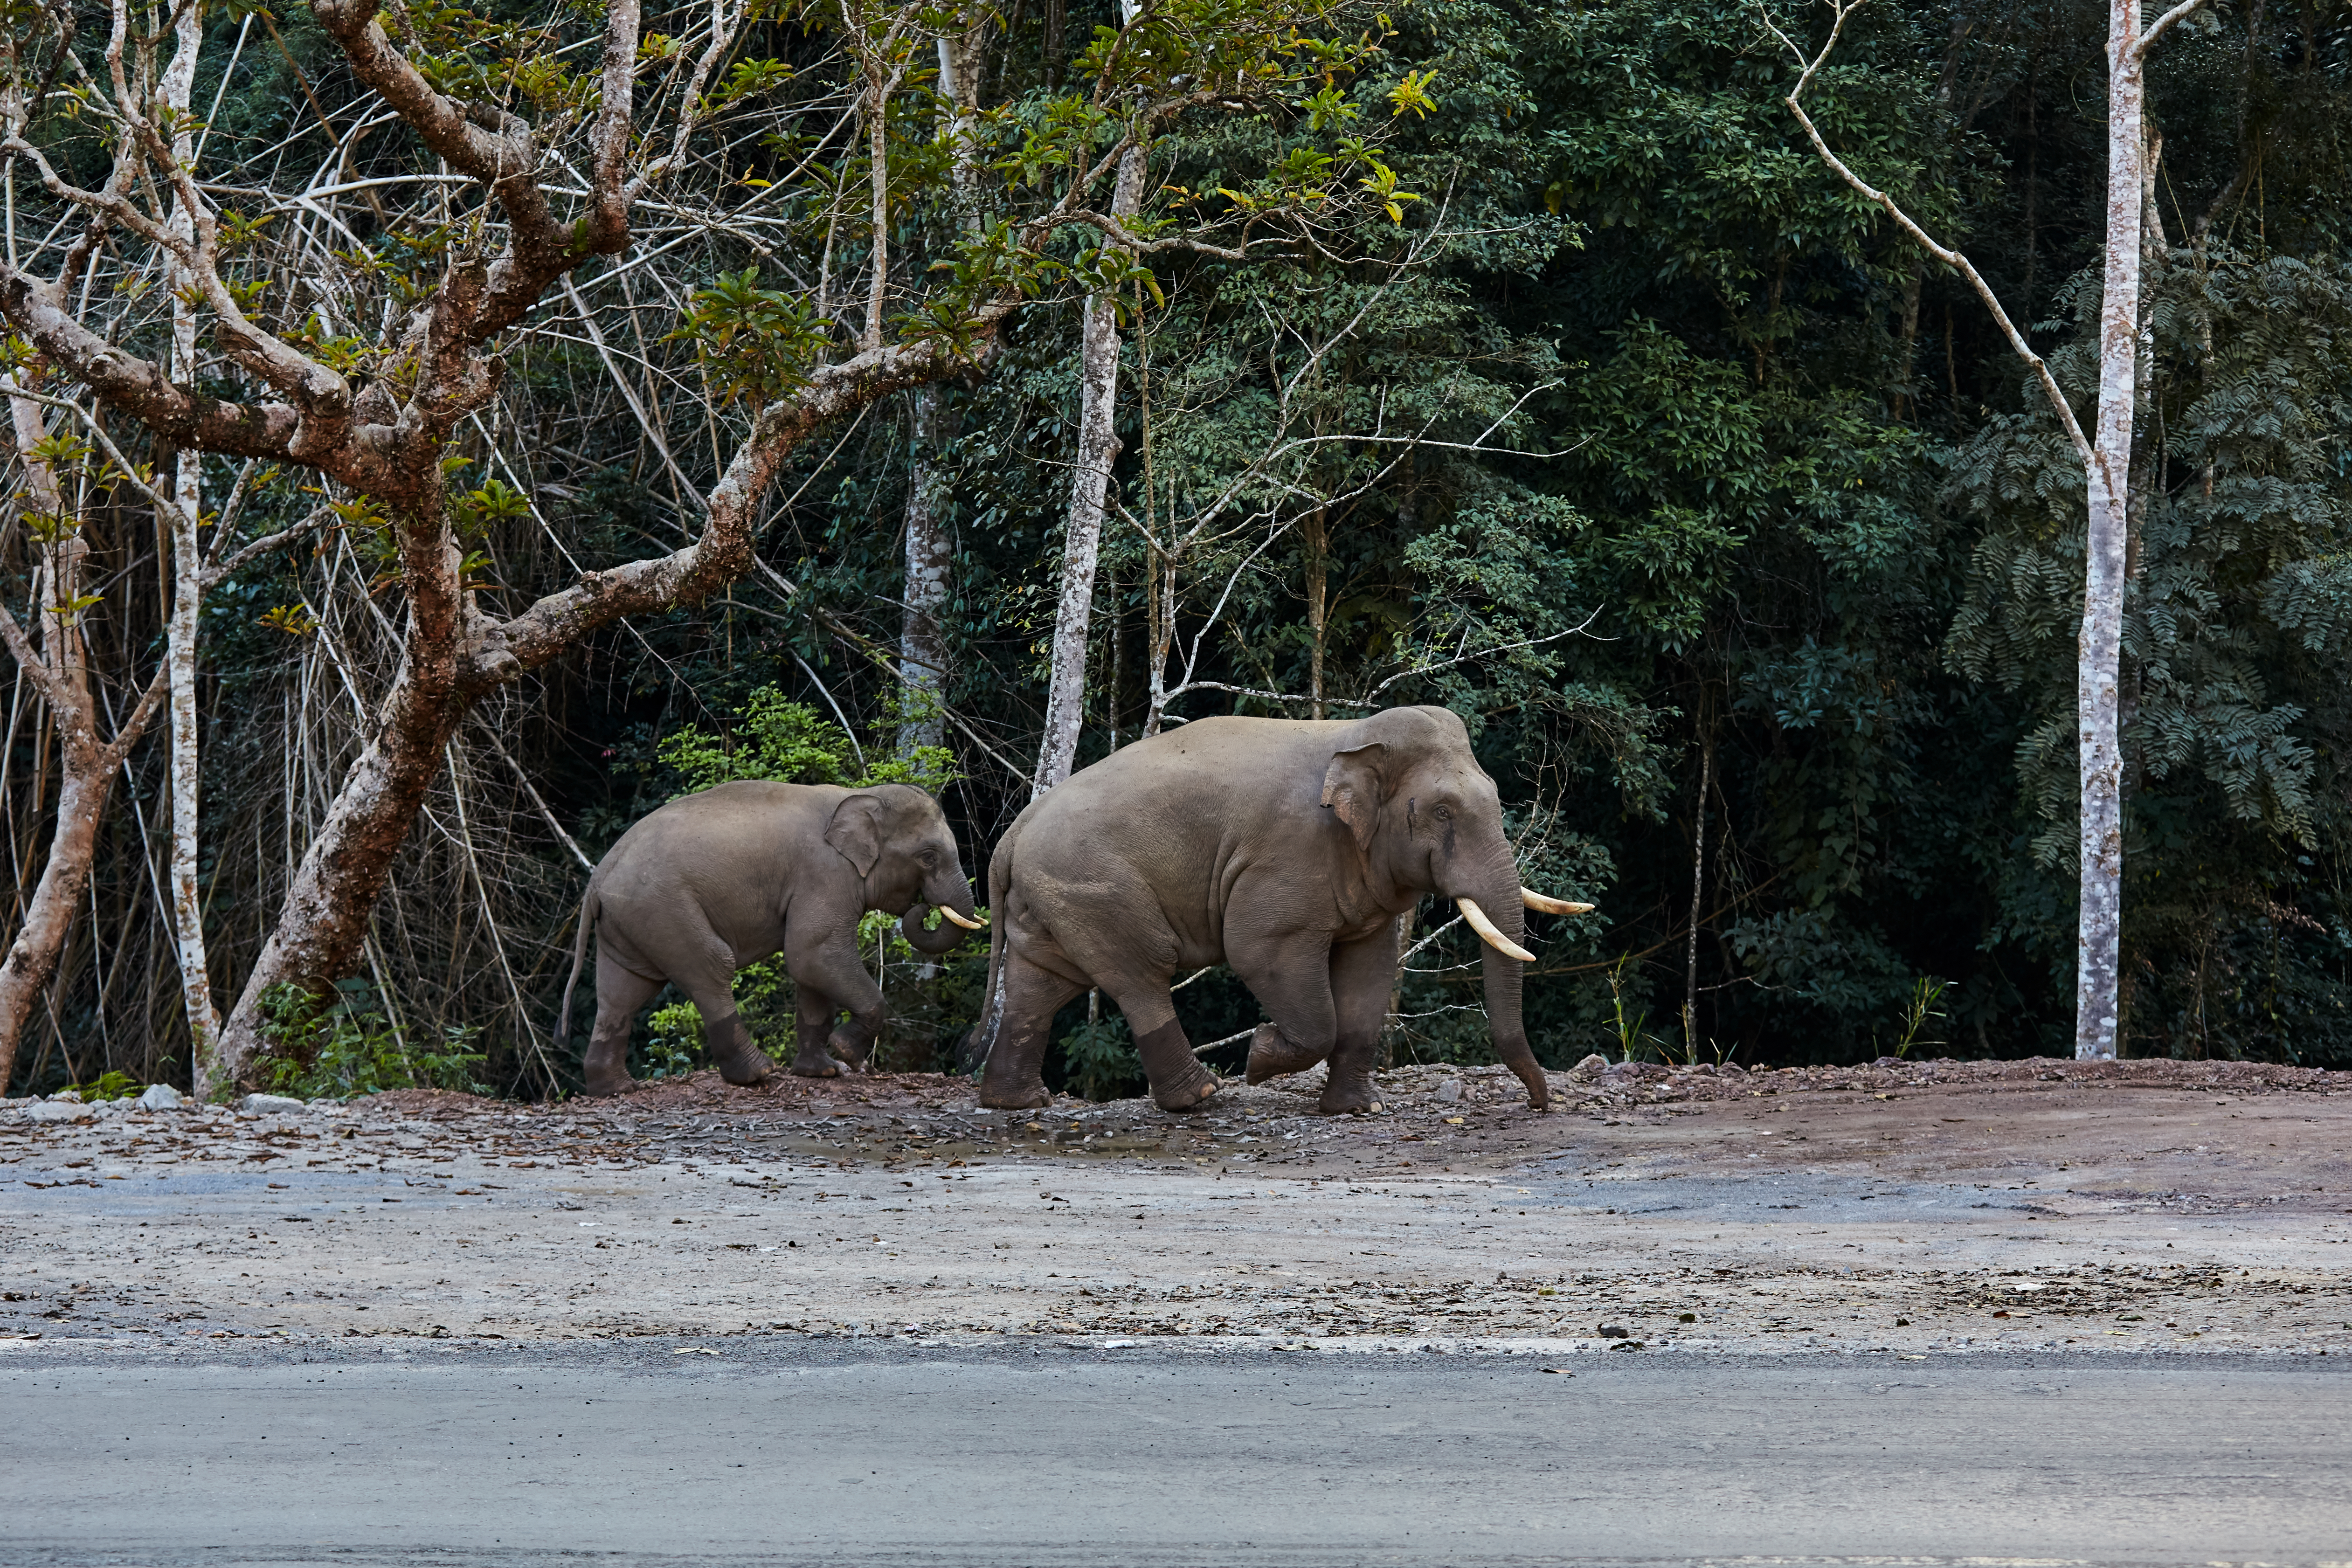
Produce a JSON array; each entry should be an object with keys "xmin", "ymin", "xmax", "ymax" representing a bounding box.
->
[
  {"xmin": 1227, "ymin": 932, "xmax": 1340, "ymax": 1097},
  {"xmin": 673, "ymin": 969, "xmax": 779, "ymax": 1091},
  {"xmin": 785, "ymin": 935, "xmax": 887, "ymax": 1073},
  {"xmin": 1032, "ymin": 892, "xmax": 1214, "ymax": 1112},
  {"xmin": 581, "ymin": 957, "xmax": 662, "ymax": 1098},
  {"xmin": 1127, "ymin": 1013, "xmax": 1220, "ymax": 1112},
  {"xmin": 789, "ymin": 983, "xmax": 850, "ymax": 1078},
  {"xmin": 1097, "ymin": 979, "xmax": 1218, "ymax": 1112},
  {"xmin": 1245, "ymin": 1022, "xmax": 1326, "ymax": 1084},
  {"xmin": 975, "ymin": 948, "xmax": 1084, "ymax": 1110},
  {"xmin": 1318, "ymin": 920, "xmax": 1404, "ymax": 1114}
]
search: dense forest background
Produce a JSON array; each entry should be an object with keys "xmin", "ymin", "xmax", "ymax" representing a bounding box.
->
[{"xmin": 6, "ymin": 0, "xmax": 2351, "ymax": 1099}]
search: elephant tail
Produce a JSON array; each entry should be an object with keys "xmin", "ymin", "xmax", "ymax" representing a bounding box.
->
[
  {"xmin": 958, "ymin": 832, "xmax": 1017, "ymax": 1073},
  {"xmin": 555, "ymin": 878, "xmax": 602, "ymax": 1048}
]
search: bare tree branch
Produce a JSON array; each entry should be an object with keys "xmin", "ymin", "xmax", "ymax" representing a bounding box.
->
[{"xmin": 1765, "ymin": 0, "xmax": 2105, "ymax": 495}]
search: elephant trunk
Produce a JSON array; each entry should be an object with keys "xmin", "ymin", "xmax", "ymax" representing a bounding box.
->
[
  {"xmin": 1459, "ymin": 864, "xmax": 1550, "ymax": 1111},
  {"xmin": 901, "ymin": 871, "xmax": 983, "ymax": 955}
]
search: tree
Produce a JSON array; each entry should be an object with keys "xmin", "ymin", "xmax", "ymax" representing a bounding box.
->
[
  {"xmin": 0, "ymin": 0, "xmax": 1418, "ymax": 1087},
  {"xmin": 1770, "ymin": 0, "xmax": 2216, "ymax": 1059},
  {"xmin": 1023, "ymin": 16, "xmax": 1435, "ymax": 791},
  {"xmin": 0, "ymin": 374, "xmax": 170, "ymax": 1079}
]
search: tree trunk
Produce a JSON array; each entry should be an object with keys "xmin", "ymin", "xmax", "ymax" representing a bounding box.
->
[
  {"xmin": 1141, "ymin": 512, "xmax": 1174, "ymax": 739},
  {"xmin": 2077, "ymin": 0, "xmax": 2148, "ymax": 1062},
  {"xmin": 0, "ymin": 384, "xmax": 80, "ymax": 1088},
  {"xmin": 1683, "ymin": 727, "xmax": 1712, "ymax": 1061},
  {"xmin": 899, "ymin": 385, "xmax": 952, "ymax": 759},
  {"xmin": 1032, "ymin": 145, "xmax": 1144, "ymax": 795},
  {"xmin": 216, "ymin": 670, "xmax": 468, "ymax": 1078},
  {"xmin": 0, "ymin": 755, "xmax": 120, "ymax": 1089},
  {"xmin": 165, "ymin": 0, "xmax": 223, "ymax": 1095},
  {"xmin": 898, "ymin": 17, "xmax": 985, "ymax": 764},
  {"xmin": 1302, "ymin": 504, "xmax": 1328, "ymax": 719},
  {"xmin": 1894, "ymin": 261, "xmax": 1925, "ymax": 420},
  {"xmin": 214, "ymin": 500, "xmax": 470, "ymax": 1083},
  {"xmin": 0, "ymin": 381, "xmax": 166, "ymax": 1089}
]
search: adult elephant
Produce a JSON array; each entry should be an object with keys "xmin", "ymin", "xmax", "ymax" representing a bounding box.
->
[
  {"xmin": 968, "ymin": 706, "xmax": 1590, "ymax": 1115},
  {"xmin": 558, "ymin": 781, "xmax": 983, "ymax": 1096}
]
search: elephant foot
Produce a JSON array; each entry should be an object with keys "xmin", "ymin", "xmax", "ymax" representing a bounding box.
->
[
  {"xmin": 1316, "ymin": 1072, "xmax": 1384, "ymax": 1115},
  {"xmin": 1244, "ymin": 1022, "xmax": 1325, "ymax": 1084},
  {"xmin": 979, "ymin": 1080, "xmax": 1052, "ymax": 1110},
  {"xmin": 581, "ymin": 1068, "xmax": 634, "ymax": 1098},
  {"xmin": 789, "ymin": 1049, "xmax": 848, "ymax": 1078},
  {"xmin": 1507, "ymin": 1058, "xmax": 1551, "ymax": 1111},
  {"xmin": 718, "ymin": 1056, "xmax": 782, "ymax": 1089},
  {"xmin": 1135, "ymin": 1020, "xmax": 1219, "ymax": 1113},
  {"xmin": 825, "ymin": 1031, "xmax": 873, "ymax": 1073},
  {"xmin": 1151, "ymin": 1071, "xmax": 1219, "ymax": 1112},
  {"xmin": 711, "ymin": 1039, "xmax": 781, "ymax": 1090}
]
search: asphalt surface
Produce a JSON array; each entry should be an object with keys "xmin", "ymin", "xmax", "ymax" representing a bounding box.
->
[{"xmin": 3, "ymin": 1342, "xmax": 2347, "ymax": 1567}]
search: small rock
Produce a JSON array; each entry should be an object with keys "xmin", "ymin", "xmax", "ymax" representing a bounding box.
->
[
  {"xmin": 1567, "ymin": 1054, "xmax": 1608, "ymax": 1083},
  {"xmin": 136, "ymin": 1084, "xmax": 186, "ymax": 1111},
  {"xmin": 48, "ymin": 1090, "xmax": 83, "ymax": 1105},
  {"xmin": 1434, "ymin": 1079, "xmax": 1463, "ymax": 1103},
  {"xmin": 23, "ymin": 1101, "xmax": 95, "ymax": 1123},
  {"xmin": 240, "ymin": 1093, "xmax": 308, "ymax": 1114},
  {"xmin": 1598, "ymin": 1324, "xmax": 1631, "ymax": 1339}
]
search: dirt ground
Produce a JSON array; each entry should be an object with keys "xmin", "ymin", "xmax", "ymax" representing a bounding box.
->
[{"xmin": 5, "ymin": 1055, "xmax": 2349, "ymax": 1356}]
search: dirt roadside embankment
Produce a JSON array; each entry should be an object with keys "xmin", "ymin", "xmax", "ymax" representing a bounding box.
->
[{"xmin": 4, "ymin": 1056, "xmax": 2347, "ymax": 1355}]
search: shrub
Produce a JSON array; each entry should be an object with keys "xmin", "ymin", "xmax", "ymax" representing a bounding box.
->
[{"xmin": 259, "ymin": 979, "xmax": 487, "ymax": 1099}]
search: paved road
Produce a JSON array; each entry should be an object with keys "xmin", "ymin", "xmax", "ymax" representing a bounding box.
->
[{"xmin": 3, "ymin": 1344, "xmax": 2346, "ymax": 1566}]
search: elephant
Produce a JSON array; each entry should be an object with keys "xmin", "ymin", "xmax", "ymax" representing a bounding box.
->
[
  {"xmin": 965, "ymin": 705, "xmax": 1592, "ymax": 1116},
  {"xmin": 556, "ymin": 780, "xmax": 983, "ymax": 1096}
]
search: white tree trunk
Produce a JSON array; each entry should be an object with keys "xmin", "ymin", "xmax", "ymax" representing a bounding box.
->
[
  {"xmin": 2077, "ymin": 0, "xmax": 2148, "ymax": 1061},
  {"xmin": 1033, "ymin": 146, "xmax": 1144, "ymax": 795},
  {"xmin": 898, "ymin": 384, "xmax": 951, "ymax": 758},
  {"xmin": 1775, "ymin": 0, "xmax": 2206, "ymax": 1064},
  {"xmin": 162, "ymin": 0, "xmax": 222, "ymax": 1093},
  {"xmin": 896, "ymin": 19, "xmax": 986, "ymax": 764},
  {"xmin": 0, "ymin": 382, "xmax": 168, "ymax": 1088}
]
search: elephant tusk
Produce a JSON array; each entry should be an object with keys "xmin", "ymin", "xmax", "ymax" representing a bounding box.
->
[
  {"xmin": 1522, "ymin": 889, "xmax": 1595, "ymax": 917},
  {"xmin": 936, "ymin": 905, "xmax": 986, "ymax": 930},
  {"xmin": 1456, "ymin": 898, "xmax": 1537, "ymax": 963}
]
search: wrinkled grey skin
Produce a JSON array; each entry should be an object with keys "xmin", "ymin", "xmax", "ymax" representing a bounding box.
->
[
  {"xmin": 558, "ymin": 781, "xmax": 978, "ymax": 1096},
  {"xmin": 968, "ymin": 706, "xmax": 1550, "ymax": 1115}
]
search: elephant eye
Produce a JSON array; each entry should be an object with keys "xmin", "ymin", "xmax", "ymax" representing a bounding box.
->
[{"xmin": 1434, "ymin": 804, "xmax": 1454, "ymax": 822}]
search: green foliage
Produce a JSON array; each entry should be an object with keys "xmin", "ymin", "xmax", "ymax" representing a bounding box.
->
[
  {"xmin": 641, "ymin": 1001, "xmax": 707, "ymax": 1079},
  {"xmin": 258, "ymin": 981, "xmax": 487, "ymax": 1099},
  {"xmin": 661, "ymin": 689, "xmax": 858, "ymax": 793},
  {"xmin": 68, "ymin": 1070, "xmax": 142, "ymax": 1102},
  {"xmin": 658, "ymin": 685, "xmax": 957, "ymax": 797},
  {"xmin": 1887, "ymin": 977, "xmax": 1948, "ymax": 1060},
  {"xmin": 1059, "ymin": 1014, "xmax": 1143, "ymax": 1102},
  {"xmin": 1945, "ymin": 249, "xmax": 2352, "ymax": 1057},
  {"xmin": 670, "ymin": 268, "xmax": 834, "ymax": 408},
  {"xmin": 858, "ymin": 910, "xmax": 992, "ymax": 1073}
]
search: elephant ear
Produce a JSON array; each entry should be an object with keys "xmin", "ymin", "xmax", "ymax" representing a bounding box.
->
[
  {"xmin": 824, "ymin": 793, "xmax": 886, "ymax": 879},
  {"xmin": 1320, "ymin": 742, "xmax": 1389, "ymax": 855}
]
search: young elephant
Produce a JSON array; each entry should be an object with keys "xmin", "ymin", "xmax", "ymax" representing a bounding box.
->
[
  {"xmin": 967, "ymin": 705, "xmax": 1591, "ymax": 1115},
  {"xmin": 557, "ymin": 781, "xmax": 983, "ymax": 1096}
]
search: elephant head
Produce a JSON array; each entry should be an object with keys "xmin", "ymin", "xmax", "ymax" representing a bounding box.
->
[
  {"xmin": 1319, "ymin": 706, "xmax": 1592, "ymax": 1108},
  {"xmin": 822, "ymin": 784, "xmax": 985, "ymax": 955}
]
